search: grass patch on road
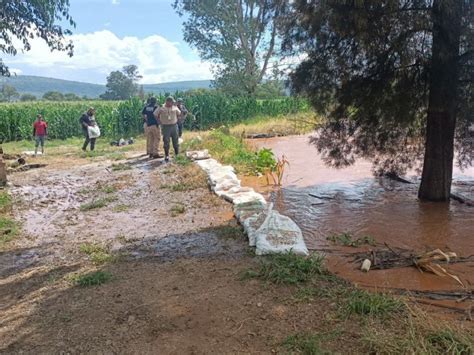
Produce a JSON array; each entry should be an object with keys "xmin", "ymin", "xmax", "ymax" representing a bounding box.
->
[
  {"xmin": 0, "ymin": 216, "xmax": 18, "ymax": 244},
  {"xmin": 344, "ymin": 289, "xmax": 405, "ymax": 317},
  {"xmin": 79, "ymin": 243, "xmax": 115, "ymax": 264},
  {"xmin": 74, "ymin": 271, "xmax": 112, "ymax": 287},
  {"xmin": 243, "ymin": 253, "xmax": 326, "ymax": 285},
  {"xmin": 170, "ymin": 204, "xmax": 186, "ymax": 217},
  {"xmin": 111, "ymin": 163, "xmax": 132, "ymax": 171},
  {"xmin": 80, "ymin": 196, "xmax": 117, "ymax": 211}
]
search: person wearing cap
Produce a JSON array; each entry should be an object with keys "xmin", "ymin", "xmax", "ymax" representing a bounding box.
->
[
  {"xmin": 80, "ymin": 107, "xmax": 97, "ymax": 151},
  {"xmin": 32, "ymin": 114, "xmax": 48, "ymax": 157},
  {"xmin": 176, "ymin": 98, "xmax": 188, "ymax": 139},
  {"xmin": 154, "ymin": 96, "xmax": 180, "ymax": 162},
  {"xmin": 142, "ymin": 97, "xmax": 162, "ymax": 158}
]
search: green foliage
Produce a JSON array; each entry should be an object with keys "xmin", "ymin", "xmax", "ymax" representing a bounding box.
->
[
  {"xmin": 283, "ymin": 333, "xmax": 330, "ymax": 355},
  {"xmin": 0, "ymin": 93, "xmax": 307, "ymax": 142},
  {"xmin": 170, "ymin": 204, "xmax": 186, "ymax": 217},
  {"xmin": 79, "ymin": 243, "xmax": 114, "ymax": 264},
  {"xmin": 0, "ymin": 191, "xmax": 11, "ymax": 211},
  {"xmin": 79, "ymin": 196, "xmax": 117, "ymax": 211},
  {"xmin": 43, "ymin": 91, "xmax": 65, "ymax": 101},
  {"xmin": 345, "ymin": 289, "xmax": 404, "ymax": 317},
  {"xmin": 255, "ymin": 148, "xmax": 276, "ymax": 173},
  {"xmin": 19, "ymin": 93, "xmax": 37, "ymax": 102},
  {"xmin": 0, "ymin": 84, "xmax": 19, "ymax": 102},
  {"xmin": 0, "ymin": 216, "xmax": 18, "ymax": 244},
  {"xmin": 244, "ymin": 253, "xmax": 325, "ymax": 285},
  {"xmin": 425, "ymin": 330, "xmax": 473, "ymax": 355},
  {"xmin": 327, "ymin": 232, "xmax": 375, "ymax": 247},
  {"xmin": 74, "ymin": 271, "xmax": 112, "ymax": 287}
]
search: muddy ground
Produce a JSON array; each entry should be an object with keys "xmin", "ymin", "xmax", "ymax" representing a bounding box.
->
[{"xmin": 1, "ymin": 149, "xmax": 472, "ymax": 354}]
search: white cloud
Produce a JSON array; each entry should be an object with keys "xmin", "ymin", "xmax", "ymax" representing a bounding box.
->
[
  {"xmin": 6, "ymin": 30, "xmax": 212, "ymax": 84},
  {"xmin": 111, "ymin": 0, "xmax": 120, "ymax": 5}
]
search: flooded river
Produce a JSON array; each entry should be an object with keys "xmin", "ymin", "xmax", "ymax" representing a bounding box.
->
[{"xmin": 248, "ymin": 135, "xmax": 474, "ymax": 295}]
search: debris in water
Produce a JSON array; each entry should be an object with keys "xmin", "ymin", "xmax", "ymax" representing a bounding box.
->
[{"xmin": 361, "ymin": 259, "xmax": 371, "ymax": 272}]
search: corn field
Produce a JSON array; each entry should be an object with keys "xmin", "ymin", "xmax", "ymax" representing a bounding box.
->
[{"xmin": 0, "ymin": 93, "xmax": 308, "ymax": 142}]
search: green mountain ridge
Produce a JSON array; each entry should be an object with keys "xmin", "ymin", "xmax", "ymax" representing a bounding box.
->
[{"xmin": 0, "ymin": 75, "xmax": 212, "ymax": 98}]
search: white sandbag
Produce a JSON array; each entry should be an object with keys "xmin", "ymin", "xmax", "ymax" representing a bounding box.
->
[
  {"xmin": 209, "ymin": 170, "xmax": 239, "ymax": 185},
  {"xmin": 88, "ymin": 125, "xmax": 101, "ymax": 138},
  {"xmin": 196, "ymin": 158, "xmax": 221, "ymax": 172},
  {"xmin": 255, "ymin": 209, "xmax": 308, "ymax": 256},
  {"xmin": 213, "ymin": 179, "xmax": 241, "ymax": 196},
  {"xmin": 243, "ymin": 210, "xmax": 269, "ymax": 246},
  {"xmin": 186, "ymin": 150, "xmax": 210, "ymax": 160},
  {"xmin": 232, "ymin": 191, "xmax": 267, "ymax": 206},
  {"xmin": 233, "ymin": 200, "xmax": 267, "ymax": 223}
]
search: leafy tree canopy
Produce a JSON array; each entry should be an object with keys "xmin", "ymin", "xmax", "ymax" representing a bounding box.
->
[
  {"xmin": 0, "ymin": 84, "xmax": 19, "ymax": 102},
  {"xmin": 0, "ymin": 0, "xmax": 75, "ymax": 76},
  {"xmin": 174, "ymin": 0, "xmax": 288, "ymax": 96},
  {"xmin": 284, "ymin": 0, "xmax": 473, "ymax": 200},
  {"xmin": 100, "ymin": 65, "xmax": 142, "ymax": 100}
]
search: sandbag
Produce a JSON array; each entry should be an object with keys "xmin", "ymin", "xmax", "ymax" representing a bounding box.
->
[
  {"xmin": 88, "ymin": 125, "xmax": 101, "ymax": 138},
  {"xmin": 255, "ymin": 207, "xmax": 308, "ymax": 256}
]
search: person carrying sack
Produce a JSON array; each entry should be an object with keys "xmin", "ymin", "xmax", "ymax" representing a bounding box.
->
[
  {"xmin": 142, "ymin": 97, "xmax": 162, "ymax": 158},
  {"xmin": 154, "ymin": 96, "xmax": 180, "ymax": 162},
  {"xmin": 80, "ymin": 107, "xmax": 98, "ymax": 152}
]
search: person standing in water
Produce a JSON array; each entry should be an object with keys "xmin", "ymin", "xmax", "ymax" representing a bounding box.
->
[
  {"xmin": 32, "ymin": 114, "xmax": 48, "ymax": 157},
  {"xmin": 142, "ymin": 97, "xmax": 162, "ymax": 158},
  {"xmin": 80, "ymin": 107, "xmax": 97, "ymax": 152},
  {"xmin": 154, "ymin": 96, "xmax": 180, "ymax": 162}
]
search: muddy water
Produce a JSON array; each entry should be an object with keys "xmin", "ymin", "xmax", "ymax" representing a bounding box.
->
[{"xmin": 249, "ymin": 135, "xmax": 474, "ymax": 294}]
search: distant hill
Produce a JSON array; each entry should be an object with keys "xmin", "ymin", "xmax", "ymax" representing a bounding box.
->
[{"xmin": 0, "ymin": 75, "xmax": 212, "ymax": 98}]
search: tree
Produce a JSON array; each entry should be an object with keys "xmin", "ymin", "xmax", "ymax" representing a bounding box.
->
[
  {"xmin": 0, "ymin": 84, "xmax": 19, "ymax": 102},
  {"xmin": 100, "ymin": 65, "xmax": 141, "ymax": 100},
  {"xmin": 173, "ymin": 0, "xmax": 288, "ymax": 95},
  {"xmin": 20, "ymin": 93, "xmax": 37, "ymax": 102},
  {"xmin": 0, "ymin": 0, "xmax": 74, "ymax": 76},
  {"xmin": 64, "ymin": 93, "xmax": 81, "ymax": 101},
  {"xmin": 43, "ymin": 91, "xmax": 64, "ymax": 101},
  {"xmin": 284, "ymin": 0, "xmax": 473, "ymax": 202}
]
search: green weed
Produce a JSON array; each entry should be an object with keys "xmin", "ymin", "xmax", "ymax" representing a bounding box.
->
[
  {"xmin": 113, "ymin": 204, "xmax": 129, "ymax": 212},
  {"xmin": 74, "ymin": 271, "xmax": 112, "ymax": 287},
  {"xmin": 174, "ymin": 155, "xmax": 191, "ymax": 166},
  {"xmin": 282, "ymin": 333, "xmax": 330, "ymax": 355},
  {"xmin": 111, "ymin": 163, "xmax": 132, "ymax": 171},
  {"xmin": 425, "ymin": 330, "xmax": 473, "ymax": 355},
  {"xmin": 0, "ymin": 191, "xmax": 11, "ymax": 211},
  {"xmin": 79, "ymin": 243, "xmax": 114, "ymax": 264},
  {"xmin": 244, "ymin": 253, "xmax": 325, "ymax": 285},
  {"xmin": 345, "ymin": 289, "xmax": 404, "ymax": 317},
  {"xmin": 214, "ymin": 224, "xmax": 245, "ymax": 239},
  {"xmin": 170, "ymin": 204, "xmax": 186, "ymax": 217},
  {"xmin": 0, "ymin": 216, "xmax": 18, "ymax": 244},
  {"xmin": 80, "ymin": 196, "xmax": 117, "ymax": 211},
  {"xmin": 101, "ymin": 185, "xmax": 117, "ymax": 194}
]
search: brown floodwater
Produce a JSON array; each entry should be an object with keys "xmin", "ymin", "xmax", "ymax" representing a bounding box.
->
[{"xmin": 247, "ymin": 135, "xmax": 474, "ymax": 302}]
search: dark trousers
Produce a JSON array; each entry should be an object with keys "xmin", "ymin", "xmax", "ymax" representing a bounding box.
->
[
  {"xmin": 162, "ymin": 124, "xmax": 179, "ymax": 157},
  {"xmin": 82, "ymin": 129, "xmax": 96, "ymax": 151},
  {"xmin": 177, "ymin": 120, "xmax": 184, "ymax": 138}
]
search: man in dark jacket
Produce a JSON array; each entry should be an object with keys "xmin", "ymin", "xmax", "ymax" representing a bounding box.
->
[
  {"xmin": 142, "ymin": 97, "xmax": 162, "ymax": 158},
  {"xmin": 80, "ymin": 107, "xmax": 96, "ymax": 151}
]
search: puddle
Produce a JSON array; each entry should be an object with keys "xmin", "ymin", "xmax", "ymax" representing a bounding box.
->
[{"xmin": 249, "ymin": 135, "xmax": 474, "ymax": 294}]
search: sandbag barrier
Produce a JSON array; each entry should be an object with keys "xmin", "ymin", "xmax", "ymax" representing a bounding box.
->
[{"xmin": 189, "ymin": 152, "xmax": 308, "ymax": 255}]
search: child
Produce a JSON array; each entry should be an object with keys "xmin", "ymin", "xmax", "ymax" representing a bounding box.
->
[{"xmin": 33, "ymin": 114, "xmax": 47, "ymax": 157}]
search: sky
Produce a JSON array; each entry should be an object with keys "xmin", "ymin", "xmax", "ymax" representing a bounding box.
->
[{"xmin": 5, "ymin": 0, "xmax": 212, "ymax": 84}]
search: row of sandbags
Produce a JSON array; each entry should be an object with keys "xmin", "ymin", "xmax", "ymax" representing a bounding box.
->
[{"xmin": 195, "ymin": 157, "xmax": 308, "ymax": 255}]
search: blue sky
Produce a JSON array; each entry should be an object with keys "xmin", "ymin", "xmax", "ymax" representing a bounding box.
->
[{"xmin": 5, "ymin": 0, "xmax": 212, "ymax": 84}]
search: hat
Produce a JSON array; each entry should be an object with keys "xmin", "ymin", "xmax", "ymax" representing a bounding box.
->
[{"xmin": 166, "ymin": 96, "xmax": 174, "ymax": 102}]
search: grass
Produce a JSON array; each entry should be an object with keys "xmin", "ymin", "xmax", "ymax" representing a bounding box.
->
[
  {"xmin": 79, "ymin": 243, "xmax": 114, "ymax": 264},
  {"xmin": 0, "ymin": 216, "xmax": 18, "ymax": 244},
  {"xmin": 282, "ymin": 333, "xmax": 333, "ymax": 355},
  {"xmin": 0, "ymin": 191, "xmax": 11, "ymax": 211},
  {"xmin": 160, "ymin": 164, "xmax": 207, "ymax": 191},
  {"xmin": 113, "ymin": 204, "xmax": 129, "ymax": 212},
  {"xmin": 79, "ymin": 196, "xmax": 117, "ymax": 211},
  {"xmin": 243, "ymin": 253, "xmax": 325, "ymax": 285},
  {"xmin": 111, "ymin": 163, "xmax": 132, "ymax": 171},
  {"xmin": 101, "ymin": 185, "xmax": 117, "ymax": 194},
  {"xmin": 327, "ymin": 232, "xmax": 376, "ymax": 247},
  {"xmin": 74, "ymin": 271, "xmax": 112, "ymax": 287},
  {"xmin": 174, "ymin": 154, "xmax": 192, "ymax": 166},
  {"xmin": 344, "ymin": 289, "xmax": 405, "ymax": 317},
  {"xmin": 170, "ymin": 204, "xmax": 186, "ymax": 217}
]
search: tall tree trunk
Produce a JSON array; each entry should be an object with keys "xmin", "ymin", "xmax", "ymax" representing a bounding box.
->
[{"xmin": 418, "ymin": 0, "xmax": 462, "ymax": 201}]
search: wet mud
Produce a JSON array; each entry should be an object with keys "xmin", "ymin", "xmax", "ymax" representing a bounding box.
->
[
  {"xmin": 249, "ymin": 135, "xmax": 474, "ymax": 312},
  {"xmin": 3, "ymin": 156, "xmax": 244, "ymax": 278}
]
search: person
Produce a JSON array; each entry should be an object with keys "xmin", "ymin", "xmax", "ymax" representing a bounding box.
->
[
  {"xmin": 80, "ymin": 107, "xmax": 97, "ymax": 152},
  {"xmin": 32, "ymin": 114, "xmax": 47, "ymax": 157},
  {"xmin": 142, "ymin": 97, "xmax": 162, "ymax": 158},
  {"xmin": 154, "ymin": 96, "xmax": 180, "ymax": 162},
  {"xmin": 176, "ymin": 98, "xmax": 188, "ymax": 140}
]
